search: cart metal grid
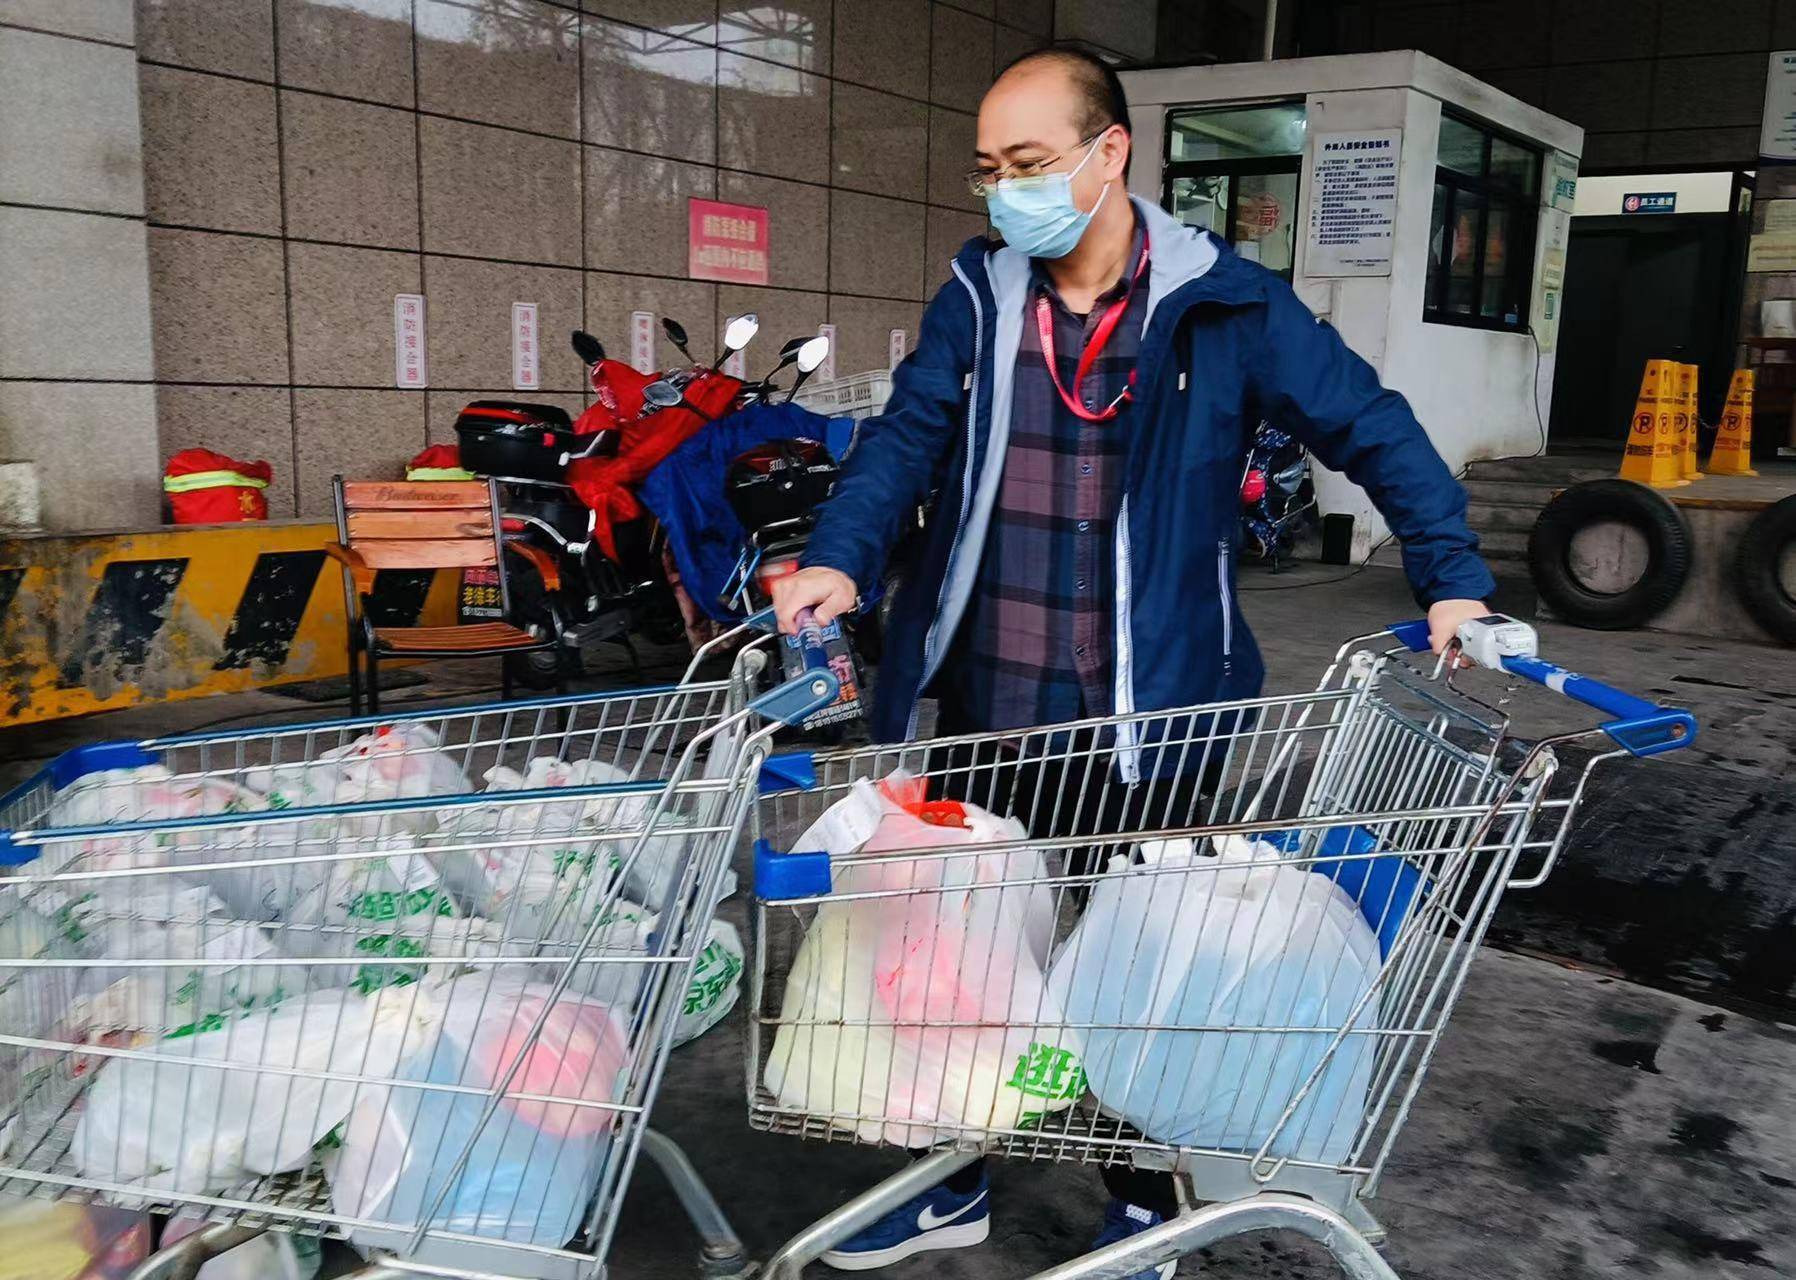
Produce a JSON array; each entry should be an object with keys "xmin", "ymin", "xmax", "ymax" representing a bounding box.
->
[
  {"xmin": 0, "ymin": 622, "xmax": 838, "ymax": 1280},
  {"xmin": 745, "ymin": 622, "xmax": 1695, "ymax": 1279}
]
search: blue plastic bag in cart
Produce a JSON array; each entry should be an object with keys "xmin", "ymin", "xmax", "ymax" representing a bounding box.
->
[
  {"xmin": 1046, "ymin": 835, "xmax": 1382, "ymax": 1165},
  {"xmin": 329, "ymin": 973, "xmax": 629, "ymax": 1249}
]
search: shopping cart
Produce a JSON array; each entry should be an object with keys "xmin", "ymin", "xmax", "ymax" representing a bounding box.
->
[
  {"xmin": 746, "ymin": 619, "xmax": 1696, "ymax": 1279},
  {"xmin": 0, "ymin": 616, "xmax": 839, "ymax": 1280}
]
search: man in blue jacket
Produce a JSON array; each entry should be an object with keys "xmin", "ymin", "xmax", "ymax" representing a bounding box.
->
[{"xmin": 772, "ymin": 44, "xmax": 1494, "ymax": 1277}]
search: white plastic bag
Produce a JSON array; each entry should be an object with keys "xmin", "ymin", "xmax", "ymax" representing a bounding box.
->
[
  {"xmin": 545, "ymin": 899, "xmax": 743, "ymax": 1046},
  {"xmin": 327, "ymin": 973, "xmax": 629, "ymax": 1248},
  {"xmin": 762, "ymin": 774, "xmax": 1083, "ymax": 1146},
  {"xmin": 1046, "ymin": 835, "xmax": 1381, "ymax": 1165},
  {"xmin": 71, "ymin": 984, "xmax": 439, "ymax": 1193}
]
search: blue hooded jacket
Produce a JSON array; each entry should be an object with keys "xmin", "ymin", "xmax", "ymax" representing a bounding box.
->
[{"xmin": 801, "ymin": 197, "xmax": 1495, "ymax": 754}]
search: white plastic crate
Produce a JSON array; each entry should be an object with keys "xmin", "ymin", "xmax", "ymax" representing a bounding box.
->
[{"xmin": 793, "ymin": 369, "xmax": 892, "ymax": 420}]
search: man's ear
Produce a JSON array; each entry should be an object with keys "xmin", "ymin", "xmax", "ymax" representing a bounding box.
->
[{"xmin": 1102, "ymin": 125, "xmax": 1131, "ymax": 182}]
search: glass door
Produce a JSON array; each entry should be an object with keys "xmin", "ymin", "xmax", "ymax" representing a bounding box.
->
[{"xmin": 1162, "ymin": 103, "xmax": 1306, "ymax": 282}]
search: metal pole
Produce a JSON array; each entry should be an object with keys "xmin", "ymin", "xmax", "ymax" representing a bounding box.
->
[{"xmin": 1263, "ymin": 0, "xmax": 1279, "ymax": 59}]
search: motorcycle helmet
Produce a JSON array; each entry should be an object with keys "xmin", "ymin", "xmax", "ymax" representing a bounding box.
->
[{"xmin": 724, "ymin": 438, "xmax": 839, "ymax": 534}]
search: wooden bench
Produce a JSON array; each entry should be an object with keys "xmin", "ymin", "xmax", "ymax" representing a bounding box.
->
[{"xmin": 327, "ymin": 476, "xmax": 566, "ymax": 713}]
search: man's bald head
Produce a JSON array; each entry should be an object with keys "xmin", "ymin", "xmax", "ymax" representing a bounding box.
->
[{"xmin": 991, "ymin": 45, "xmax": 1132, "ymax": 142}]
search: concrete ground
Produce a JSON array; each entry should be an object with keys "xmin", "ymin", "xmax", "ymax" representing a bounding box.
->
[{"xmin": 2, "ymin": 564, "xmax": 1792, "ymax": 1278}]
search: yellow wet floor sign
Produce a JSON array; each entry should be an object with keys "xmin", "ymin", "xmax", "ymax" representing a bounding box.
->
[
  {"xmin": 1709, "ymin": 368, "xmax": 1759, "ymax": 476},
  {"xmin": 1619, "ymin": 358, "xmax": 1690, "ymax": 488},
  {"xmin": 1676, "ymin": 361, "xmax": 1703, "ymax": 481}
]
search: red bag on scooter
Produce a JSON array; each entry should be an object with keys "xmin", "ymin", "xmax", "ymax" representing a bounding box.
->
[
  {"xmin": 405, "ymin": 443, "xmax": 472, "ymax": 481},
  {"xmin": 162, "ymin": 448, "xmax": 271, "ymax": 524},
  {"xmin": 568, "ymin": 366, "xmax": 743, "ymax": 562}
]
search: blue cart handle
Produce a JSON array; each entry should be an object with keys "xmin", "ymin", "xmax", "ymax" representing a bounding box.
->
[
  {"xmin": 744, "ymin": 606, "xmax": 841, "ymax": 726},
  {"xmin": 1387, "ymin": 618, "xmax": 1696, "ymax": 758}
]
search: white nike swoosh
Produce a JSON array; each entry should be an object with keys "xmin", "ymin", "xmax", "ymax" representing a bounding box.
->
[{"xmin": 917, "ymin": 1190, "xmax": 987, "ymax": 1232}]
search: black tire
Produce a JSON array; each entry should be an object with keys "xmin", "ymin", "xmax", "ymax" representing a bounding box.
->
[
  {"xmin": 1528, "ymin": 479, "xmax": 1693, "ymax": 630},
  {"xmin": 1735, "ymin": 495, "xmax": 1796, "ymax": 645},
  {"xmin": 501, "ymin": 548, "xmax": 576, "ymax": 690}
]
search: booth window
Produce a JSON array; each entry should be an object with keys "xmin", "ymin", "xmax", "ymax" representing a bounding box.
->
[
  {"xmin": 1162, "ymin": 102, "xmax": 1306, "ymax": 281},
  {"xmin": 1425, "ymin": 113, "xmax": 1540, "ymax": 332}
]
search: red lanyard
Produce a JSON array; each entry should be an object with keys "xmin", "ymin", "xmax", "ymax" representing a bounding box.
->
[{"xmin": 1034, "ymin": 233, "xmax": 1151, "ymax": 423}]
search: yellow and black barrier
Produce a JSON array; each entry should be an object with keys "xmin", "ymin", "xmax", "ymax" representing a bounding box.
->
[{"xmin": 0, "ymin": 521, "xmax": 458, "ymax": 727}]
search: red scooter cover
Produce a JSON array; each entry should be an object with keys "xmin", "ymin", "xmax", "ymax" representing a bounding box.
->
[
  {"xmin": 162, "ymin": 448, "xmax": 272, "ymax": 524},
  {"xmin": 568, "ymin": 362, "xmax": 743, "ymax": 562}
]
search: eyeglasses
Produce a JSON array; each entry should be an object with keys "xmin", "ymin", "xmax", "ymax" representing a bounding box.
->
[{"xmin": 964, "ymin": 131, "xmax": 1107, "ymax": 199}]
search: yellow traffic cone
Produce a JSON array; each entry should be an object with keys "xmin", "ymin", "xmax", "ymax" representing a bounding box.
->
[
  {"xmin": 1677, "ymin": 362, "xmax": 1703, "ymax": 480},
  {"xmin": 1709, "ymin": 368, "xmax": 1759, "ymax": 476},
  {"xmin": 1619, "ymin": 358, "xmax": 1690, "ymax": 488}
]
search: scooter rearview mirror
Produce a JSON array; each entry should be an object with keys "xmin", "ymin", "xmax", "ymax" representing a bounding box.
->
[
  {"xmin": 795, "ymin": 334, "xmax": 830, "ymax": 375},
  {"xmin": 722, "ymin": 313, "xmax": 760, "ymax": 354},
  {"xmin": 662, "ymin": 317, "xmax": 690, "ymax": 355},
  {"xmin": 642, "ymin": 380, "xmax": 684, "ymax": 410},
  {"xmin": 779, "ymin": 336, "xmax": 808, "ymax": 358},
  {"xmin": 570, "ymin": 330, "xmax": 605, "ymax": 365}
]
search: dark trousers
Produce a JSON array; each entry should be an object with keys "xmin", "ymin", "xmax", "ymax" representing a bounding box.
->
[{"xmin": 913, "ymin": 712, "xmax": 1221, "ymax": 1220}]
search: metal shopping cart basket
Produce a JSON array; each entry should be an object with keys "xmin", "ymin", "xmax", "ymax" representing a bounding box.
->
[
  {"xmin": 0, "ymin": 617, "xmax": 839, "ymax": 1280},
  {"xmin": 746, "ymin": 618, "xmax": 1696, "ymax": 1279}
]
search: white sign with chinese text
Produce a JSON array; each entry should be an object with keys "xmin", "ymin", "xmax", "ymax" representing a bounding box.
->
[
  {"xmin": 511, "ymin": 302, "xmax": 539, "ymax": 390},
  {"xmin": 630, "ymin": 310, "xmax": 656, "ymax": 373},
  {"xmin": 888, "ymin": 327, "xmax": 906, "ymax": 370},
  {"xmin": 394, "ymin": 293, "xmax": 427, "ymax": 388},
  {"xmin": 1306, "ymin": 129, "xmax": 1401, "ymax": 277},
  {"xmin": 1762, "ymin": 51, "xmax": 1796, "ymax": 160},
  {"xmin": 818, "ymin": 323, "xmax": 837, "ymax": 384}
]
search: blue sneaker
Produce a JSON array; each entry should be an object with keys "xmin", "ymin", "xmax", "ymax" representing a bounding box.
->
[
  {"xmin": 1091, "ymin": 1199, "xmax": 1175, "ymax": 1280},
  {"xmin": 818, "ymin": 1170, "xmax": 991, "ymax": 1271}
]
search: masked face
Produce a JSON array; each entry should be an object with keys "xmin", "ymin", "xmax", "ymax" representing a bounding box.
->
[{"xmin": 984, "ymin": 134, "xmax": 1111, "ymax": 260}]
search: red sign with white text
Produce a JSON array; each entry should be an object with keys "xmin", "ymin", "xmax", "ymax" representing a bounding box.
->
[{"xmin": 689, "ymin": 198, "xmax": 770, "ymax": 285}]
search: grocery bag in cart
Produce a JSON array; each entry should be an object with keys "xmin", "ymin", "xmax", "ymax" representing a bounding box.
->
[
  {"xmin": 762, "ymin": 774, "xmax": 1084, "ymax": 1146},
  {"xmin": 1046, "ymin": 835, "xmax": 1381, "ymax": 1164}
]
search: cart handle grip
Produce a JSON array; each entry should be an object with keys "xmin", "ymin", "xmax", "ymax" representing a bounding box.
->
[
  {"xmin": 746, "ymin": 606, "xmax": 831, "ymax": 674},
  {"xmin": 744, "ymin": 606, "xmax": 840, "ymax": 726},
  {"xmin": 1387, "ymin": 619, "xmax": 1697, "ymax": 757}
]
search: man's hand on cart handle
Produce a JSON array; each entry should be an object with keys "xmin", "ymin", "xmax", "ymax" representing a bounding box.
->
[
  {"xmin": 774, "ymin": 566, "xmax": 858, "ymax": 634},
  {"xmin": 1427, "ymin": 599, "xmax": 1489, "ymax": 665}
]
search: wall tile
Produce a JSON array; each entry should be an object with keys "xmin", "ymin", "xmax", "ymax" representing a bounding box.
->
[
  {"xmin": 287, "ymin": 243, "xmax": 420, "ymax": 387},
  {"xmin": 717, "ymin": 0, "xmax": 829, "ymax": 72},
  {"xmin": 0, "ymin": 28, "xmax": 144, "ymax": 214},
  {"xmin": 282, "ymin": 91, "xmax": 419, "ymax": 249},
  {"xmin": 416, "ymin": 0, "xmax": 581, "ymax": 139},
  {"xmin": 427, "ymin": 390, "xmax": 585, "ymax": 446},
  {"xmin": 1649, "ymin": 53, "xmax": 1769, "ymax": 130},
  {"xmin": 0, "ymin": 0, "xmax": 134, "ymax": 43},
  {"xmin": 419, "ymin": 116, "xmax": 581, "ymax": 265},
  {"xmin": 1453, "ymin": 1, "xmax": 1552, "ymax": 70},
  {"xmin": 1778, "ymin": 4, "xmax": 1796, "ymax": 48},
  {"xmin": 0, "ymin": 207, "xmax": 153, "ymax": 379},
  {"xmin": 1055, "ymin": 0, "xmax": 1153, "ymax": 62},
  {"xmin": 156, "ymin": 386, "xmax": 297, "ymax": 516},
  {"xmin": 1658, "ymin": 0, "xmax": 1771, "ymax": 55},
  {"xmin": 928, "ymin": 107, "xmax": 982, "ymax": 212},
  {"xmin": 925, "ymin": 205, "xmax": 986, "ymax": 290},
  {"xmin": 833, "ymin": 83, "xmax": 927, "ymax": 200},
  {"xmin": 423, "ymin": 255, "xmax": 586, "ymax": 391},
  {"xmin": 585, "ymin": 146, "xmax": 714, "ymax": 277},
  {"xmin": 582, "ymin": 17, "xmax": 716, "ymax": 164},
  {"xmin": 139, "ymin": 66, "xmax": 279, "ymax": 234},
  {"xmin": 1552, "ymin": 0, "xmax": 1659, "ymax": 63},
  {"xmin": 930, "ymin": 5, "xmax": 993, "ymax": 112},
  {"xmin": 946, "ymin": 0, "xmax": 993, "ymax": 16},
  {"xmin": 292, "ymin": 389, "xmax": 426, "ymax": 515},
  {"xmin": 135, "ymin": 0, "xmax": 273, "ymax": 78},
  {"xmin": 717, "ymin": 170, "xmax": 828, "ymax": 291},
  {"xmin": 995, "ymin": 0, "xmax": 1051, "ymax": 35},
  {"xmin": 276, "ymin": 0, "xmax": 413, "ymax": 106},
  {"xmin": 0, "ymin": 383, "xmax": 161, "ymax": 530},
  {"xmin": 827, "ymin": 294, "xmax": 921, "ymax": 377},
  {"xmin": 993, "ymin": 21, "xmax": 1046, "ymax": 74},
  {"xmin": 147, "ymin": 228, "xmax": 288, "ymax": 383},
  {"xmin": 834, "ymin": 0, "xmax": 928, "ymax": 100},
  {"xmin": 1482, "ymin": 66, "xmax": 1548, "ymax": 110},
  {"xmin": 586, "ymin": 270, "xmax": 716, "ymax": 367},
  {"xmin": 719, "ymin": 52, "xmax": 829, "ymax": 183},
  {"xmin": 1546, "ymin": 60, "xmax": 1654, "ymax": 134},
  {"xmin": 1578, "ymin": 131, "xmax": 1649, "ymax": 170},
  {"xmin": 716, "ymin": 285, "xmax": 827, "ymax": 363},
  {"xmin": 830, "ymin": 190, "xmax": 924, "ymax": 300},
  {"xmin": 1647, "ymin": 126, "xmax": 1760, "ymax": 167},
  {"xmin": 579, "ymin": 0, "xmax": 715, "ymax": 43}
]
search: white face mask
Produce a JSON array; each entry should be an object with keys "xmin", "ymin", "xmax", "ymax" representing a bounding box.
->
[{"xmin": 985, "ymin": 136, "xmax": 1110, "ymax": 259}]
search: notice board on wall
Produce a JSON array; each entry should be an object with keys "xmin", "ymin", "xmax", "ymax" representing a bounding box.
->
[{"xmin": 1306, "ymin": 129, "xmax": 1400, "ymax": 277}]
